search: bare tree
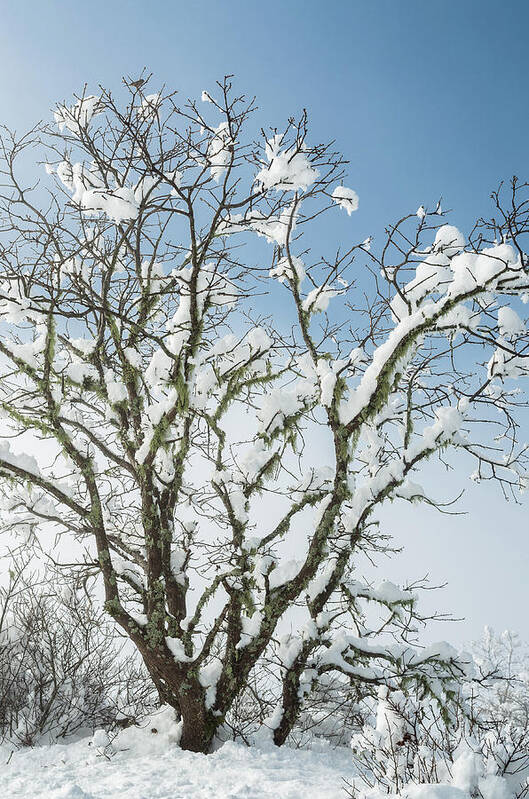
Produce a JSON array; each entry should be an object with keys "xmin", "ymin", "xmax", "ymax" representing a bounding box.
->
[
  {"xmin": 0, "ymin": 557, "xmax": 155, "ymax": 745},
  {"xmin": 0, "ymin": 74, "xmax": 527, "ymax": 752}
]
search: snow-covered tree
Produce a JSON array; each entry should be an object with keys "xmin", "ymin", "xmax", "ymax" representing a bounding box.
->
[
  {"xmin": 347, "ymin": 631, "xmax": 529, "ymax": 799},
  {"xmin": 0, "ymin": 75, "xmax": 527, "ymax": 753}
]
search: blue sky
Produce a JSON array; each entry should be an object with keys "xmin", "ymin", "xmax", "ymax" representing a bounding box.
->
[
  {"xmin": 3, "ymin": 0, "xmax": 528, "ymax": 233},
  {"xmin": 1, "ymin": 0, "xmax": 528, "ymax": 643}
]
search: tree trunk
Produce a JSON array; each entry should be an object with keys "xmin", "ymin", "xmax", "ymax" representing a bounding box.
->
[
  {"xmin": 273, "ymin": 669, "xmax": 304, "ymax": 747},
  {"xmin": 138, "ymin": 646, "xmax": 217, "ymax": 753},
  {"xmin": 178, "ymin": 690, "xmax": 217, "ymax": 753}
]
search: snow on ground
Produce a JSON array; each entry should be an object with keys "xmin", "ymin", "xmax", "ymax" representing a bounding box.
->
[{"xmin": 0, "ymin": 710, "xmax": 354, "ymax": 799}]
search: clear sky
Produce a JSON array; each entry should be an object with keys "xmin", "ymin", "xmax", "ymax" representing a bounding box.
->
[{"xmin": 0, "ymin": 0, "xmax": 528, "ymax": 644}]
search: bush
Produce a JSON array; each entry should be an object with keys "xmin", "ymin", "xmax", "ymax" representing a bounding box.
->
[
  {"xmin": 346, "ymin": 631, "xmax": 529, "ymax": 799},
  {"xmin": 0, "ymin": 559, "xmax": 157, "ymax": 745}
]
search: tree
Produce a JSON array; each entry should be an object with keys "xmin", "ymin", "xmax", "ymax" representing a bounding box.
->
[{"xmin": 0, "ymin": 74, "xmax": 527, "ymax": 753}]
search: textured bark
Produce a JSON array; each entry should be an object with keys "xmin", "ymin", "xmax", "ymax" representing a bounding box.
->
[
  {"xmin": 178, "ymin": 690, "xmax": 216, "ymax": 753},
  {"xmin": 273, "ymin": 667, "xmax": 305, "ymax": 747},
  {"xmin": 137, "ymin": 648, "xmax": 217, "ymax": 753}
]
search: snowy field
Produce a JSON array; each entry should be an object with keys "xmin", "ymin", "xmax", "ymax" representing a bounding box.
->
[{"xmin": 0, "ymin": 709, "xmax": 354, "ymax": 799}]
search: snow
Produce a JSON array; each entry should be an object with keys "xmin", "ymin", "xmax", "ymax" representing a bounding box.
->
[
  {"xmin": 306, "ymin": 556, "xmax": 340, "ymax": 602},
  {"xmin": 498, "ymin": 306, "xmax": 526, "ymax": 336},
  {"xmin": 487, "ymin": 347, "xmax": 529, "ymax": 380},
  {"xmin": 332, "ymin": 185, "xmax": 359, "ymax": 215},
  {"xmin": 0, "ymin": 717, "xmax": 355, "ymax": 799},
  {"xmin": 56, "ymin": 160, "xmax": 74, "ymax": 190},
  {"xmin": 374, "ymin": 686, "xmax": 405, "ymax": 744},
  {"xmin": 65, "ymin": 361, "xmax": 98, "ymax": 384},
  {"xmin": 111, "ymin": 554, "xmax": 145, "ymax": 590},
  {"xmin": 81, "ymin": 186, "xmax": 139, "ymax": 224},
  {"xmin": 238, "ymin": 439, "xmax": 274, "ymax": 480},
  {"xmin": 416, "ymin": 405, "xmax": 465, "ymax": 452},
  {"xmin": 269, "ymin": 558, "xmax": 304, "ymax": 589},
  {"xmin": 448, "ymin": 243, "xmax": 521, "ymax": 297},
  {"xmin": 256, "ymin": 135, "xmax": 319, "ymax": 193},
  {"xmin": 104, "ymin": 372, "xmax": 128, "ymax": 404},
  {"xmin": 237, "ymin": 609, "xmax": 264, "ymax": 648},
  {"xmin": 198, "ymin": 658, "xmax": 223, "ymax": 709},
  {"xmin": 433, "ymin": 225, "xmax": 465, "ymax": 256},
  {"xmin": 396, "ymin": 479, "xmax": 425, "ymax": 501},
  {"xmin": 144, "ymin": 348, "xmax": 173, "ymax": 388},
  {"xmin": 54, "ymin": 95, "xmax": 101, "ymax": 134},
  {"xmin": 137, "ymin": 93, "xmax": 162, "ymax": 121},
  {"xmin": 316, "ymin": 358, "xmax": 337, "ymax": 407},
  {"xmin": 134, "ymin": 175, "xmax": 158, "ymax": 203},
  {"xmin": 338, "ymin": 311, "xmax": 419, "ymax": 425},
  {"xmin": 0, "ymin": 441, "xmax": 40, "ymax": 477},
  {"xmin": 141, "ymin": 259, "xmax": 166, "ymax": 292},
  {"xmin": 451, "ymin": 748, "xmax": 484, "ymax": 794},
  {"xmin": 69, "ymin": 337, "xmax": 96, "ymax": 356},
  {"xmin": 302, "ymin": 286, "xmax": 338, "ymax": 314},
  {"xmin": 269, "ymin": 255, "xmax": 305, "ymax": 285},
  {"xmin": 9, "ymin": 334, "xmax": 46, "ymax": 369},
  {"xmin": 248, "ymin": 205, "xmax": 298, "ymax": 246},
  {"xmin": 257, "ymin": 387, "xmax": 307, "ymax": 434},
  {"xmin": 52, "ymin": 157, "xmax": 142, "ymax": 224},
  {"xmin": 123, "ymin": 347, "xmax": 142, "ymax": 368},
  {"xmin": 0, "ymin": 279, "xmax": 32, "ymax": 323},
  {"xmin": 165, "ymin": 637, "xmax": 192, "ymax": 662},
  {"xmin": 247, "ymin": 326, "xmax": 272, "ymax": 353},
  {"xmin": 192, "ymin": 364, "xmax": 217, "ymax": 408},
  {"xmin": 207, "ymin": 122, "xmax": 233, "ymax": 182},
  {"xmin": 399, "ymin": 787, "xmax": 470, "ymax": 799},
  {"xmin": 372, "ymin": 580, "xmax": 415, "ymax": 606},
  {"xmin": 91, "ymin": 730, "xmax": 111, "ymax": 752},
  {"xmin": 165, "ymin": 169, "xmax": 182, "ymax": 195},
  {"xmin": 352, "ymin": 749, "xmax": 514, "ymax": 799}
]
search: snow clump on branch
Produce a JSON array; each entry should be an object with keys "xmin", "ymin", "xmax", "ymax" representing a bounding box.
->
[{"xmin": 256, "ymin": 134, "xmax": 320, "ymax": 192}]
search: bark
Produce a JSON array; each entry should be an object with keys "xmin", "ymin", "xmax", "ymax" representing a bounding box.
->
[
  {"xmin": 273, "ymin": 643, "xmax": 314, "ymax": 747},
  {"xmin": 177, "ymin": 689, "xmax": 217, "ymax": 753},
  {"xmin": 139, "ymin": 648, "xmax": 217, "ymax": 753}
]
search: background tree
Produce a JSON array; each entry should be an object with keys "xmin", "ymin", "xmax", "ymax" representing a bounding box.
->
[{"xmin": 0, "ymin": 75, "xmax": 527, "ymax": 753}]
